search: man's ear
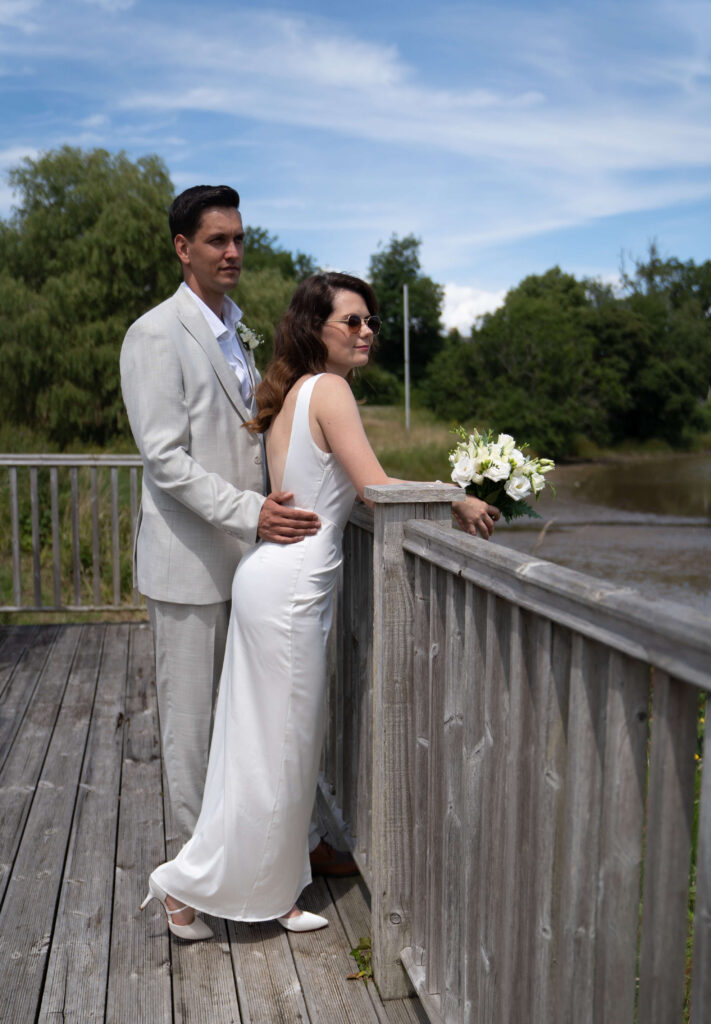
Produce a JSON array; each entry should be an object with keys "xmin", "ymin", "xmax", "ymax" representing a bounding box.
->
[{"xmin": 174, "ymin": 234, "xmax": 190, "ymax": 268}]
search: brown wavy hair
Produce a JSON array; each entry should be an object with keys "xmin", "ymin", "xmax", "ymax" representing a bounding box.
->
[{"xmin": 246, "ymin": 271, "xmax": 378, "ymax": 434}]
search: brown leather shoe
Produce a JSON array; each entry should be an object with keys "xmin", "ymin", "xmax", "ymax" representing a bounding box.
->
[{"xmin": 309, "ymin": 839, "xmax": 359, "ymax": 877}]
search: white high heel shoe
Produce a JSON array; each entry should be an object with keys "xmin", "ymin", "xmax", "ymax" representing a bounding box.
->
[
  {"xmin": 276, "ymin": 908, "xmax": 329, "ymax": 932},
  {"xmin": 140, "ymin": 876, "xmax": 213, "ymax": 941}
]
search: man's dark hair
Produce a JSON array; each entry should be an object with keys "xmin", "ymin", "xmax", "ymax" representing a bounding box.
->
[{"xmin": 168, "ymin": 185, "xmax": 240, "ymax": 240}]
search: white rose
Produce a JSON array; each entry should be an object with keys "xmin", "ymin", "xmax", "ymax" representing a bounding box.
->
[
  {"xmin": 483, "ymin": 458, "xmax": 510, "ymax": 482},
  {"xmin": 505, "ymin": 472, "xmax": 532, "ymax": 500},
  {"xmin": 451, "ymin": 453, "xmax": 476, "ymax": 487}
]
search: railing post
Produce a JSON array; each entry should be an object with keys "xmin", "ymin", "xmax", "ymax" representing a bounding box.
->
[{"xmin": 364, "ymin": 482, "xmax": 462, "ymax": 999}]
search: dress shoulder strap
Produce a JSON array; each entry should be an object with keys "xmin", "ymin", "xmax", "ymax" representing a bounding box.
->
[{"xmin": 292, "ymin": 373, "xmax": 324, "ymax": 432}]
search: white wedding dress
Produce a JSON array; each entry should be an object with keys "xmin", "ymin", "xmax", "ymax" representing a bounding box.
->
[{"xmin": 152, "ymin": 374, "xmax": 356, "ymax": 921}]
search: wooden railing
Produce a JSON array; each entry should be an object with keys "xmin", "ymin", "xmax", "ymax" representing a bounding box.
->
[
  {"xmin": 0, "ymin": 455, "xmax": 142, "ymax": 612},
  {"xmin": 3, "ymin": 462, "xmax": 709, "ymax": 1020},
  {"xmin": 321, "ymin": 484, "xmax": 711, "ymax": 1024}
]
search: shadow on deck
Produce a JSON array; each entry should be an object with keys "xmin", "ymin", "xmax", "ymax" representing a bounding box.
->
[{"xmin": 0, "ymin": 623, "xmax": 426, "ymax": 1023}]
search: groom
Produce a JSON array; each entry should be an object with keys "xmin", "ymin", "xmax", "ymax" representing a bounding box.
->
[{"xmin": 120, "ymin": 185, "xmax": 326, "ymax": 850}]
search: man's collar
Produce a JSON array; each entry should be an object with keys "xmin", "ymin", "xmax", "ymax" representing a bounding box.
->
[{"xmin": 180, "ymin": 282, "xmax": 243, "ymax": 340}]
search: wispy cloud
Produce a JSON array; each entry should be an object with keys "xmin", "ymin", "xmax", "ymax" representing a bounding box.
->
[
  {"xmin": 0, "ymin": 0, "xmax": 41, "ymax": 30},
  {"xmin": 443, "ymin": 284, "xmax": 507, "ymax": 333},
  {"xmin": 80, "ymin": 0, "xmax": 135, "ymax": 9},
  {"xmin": 0, "ymin": 1, "xmax": 708, "ymax": 290}
]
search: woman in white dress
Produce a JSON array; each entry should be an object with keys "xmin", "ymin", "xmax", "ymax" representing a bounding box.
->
[{"xmin": 141, "ymin": 272, "xmax": 500, "ymax": 939}]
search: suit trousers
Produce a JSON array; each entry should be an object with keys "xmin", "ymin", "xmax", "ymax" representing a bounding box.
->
[{"xmin": 147, "ymin": 597, "xmax": 230, "ymax": 840}]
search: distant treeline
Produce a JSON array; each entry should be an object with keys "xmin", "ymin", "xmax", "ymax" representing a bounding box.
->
[
  {"xmin": 425, "ymin": 256, "xmax": 711, "ymax": 458},
  {"xmin": 1, "ymin": 147, "xmax": 709, "ymax": 459}
]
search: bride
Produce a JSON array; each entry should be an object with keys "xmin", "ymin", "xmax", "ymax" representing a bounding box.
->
[{"xmin": 141, "ymin": 271, "xmax": 498, "ymax": 938}]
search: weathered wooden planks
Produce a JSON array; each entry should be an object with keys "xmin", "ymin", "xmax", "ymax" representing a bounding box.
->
[
  {"xmin": 0, "ymin": 621, "xmax": 420, "ymax": 1023},
  {"xmin": 293, "ymin": 875, "xmax": 381, "ymax": 1024},
  {"xmin": 327, "ymin": 875, "xmax": 429, "ymax": 1024},
  {"xmin": 638, "ymin": 670, "xmax": 699, "ymax": 1024},
  {"xmin": 0, "ymin": 624, "xmax": 59, "ymax": 766},
  {"xmin": 0, "ymin": 624, "xmax": 102, "ymax": 1022},
  {"xmin": 691, "ymin": 696, "xmax": 711, "ymax": 1022},
  {"xmin": 366, "ymin": 484, "xmax": 461, "ymax": 1000},
  {"xmin": 593, "ymin": 650, "xmax": 649, "ymax": 1022},
  {"xmin": 39, "ymin": 623, "xmax": 129, "ymax": 1023},
  {"xmin": 325, "ymin": 491, "xmax": 709, "ymax": 1023},
  {"xmin": 228, "ymin": 918, "xmax": 309, "ymax": 1023},
  {"xmin": 162, "ymin": 760, "xmax": 243, "ymax": 1024},
  {"xmin": 105, "ymin": 621, "xmax": 172, "ymax": 1024}
]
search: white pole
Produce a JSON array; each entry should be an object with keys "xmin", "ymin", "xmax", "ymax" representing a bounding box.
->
[{"xmin": 403, "ymin": 283, "xmax": 410, "ymax": 432}]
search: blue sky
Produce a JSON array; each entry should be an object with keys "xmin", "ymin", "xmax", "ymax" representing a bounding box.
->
[{"xmin": 1, "ymin": 0, "xmax": 710, "ymax": 330}]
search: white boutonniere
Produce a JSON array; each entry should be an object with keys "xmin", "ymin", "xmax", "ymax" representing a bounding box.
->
[{"xmin": 236, "ymin": 322, "xmax": 263, "ymax": 351}]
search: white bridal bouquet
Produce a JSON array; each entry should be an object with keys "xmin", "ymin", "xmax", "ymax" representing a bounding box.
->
[{"xmin": 449, "ymin": 426, "xmax": 555, "ymax": 522}]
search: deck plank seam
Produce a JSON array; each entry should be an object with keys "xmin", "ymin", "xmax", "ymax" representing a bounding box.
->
[
  {"xmin": 103, "ymin": 622, "xmax": 132, "ymax": 1024},
  {"xmin": 0, "ymin": 624, "xmax": 58, "ymax": 774},
  {"xmin": 0, "ymin": 625, "xmax": 80, "ymax": 918},
  {"xmin": 35, "ymin": 623, "xmax": 108, "ymax": 1021}
]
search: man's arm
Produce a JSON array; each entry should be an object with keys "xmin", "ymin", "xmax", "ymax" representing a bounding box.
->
[{"xmin": 121, "ymin": 322, "xmax": 317, "ymax": 543}]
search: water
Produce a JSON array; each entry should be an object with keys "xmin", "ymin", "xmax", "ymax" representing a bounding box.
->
[{"xmin": 493, "ymin": 452, "xmax": 711, "ymax": 616}]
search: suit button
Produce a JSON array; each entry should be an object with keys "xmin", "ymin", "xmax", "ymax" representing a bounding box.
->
[{"xmin": 254, "ymin": 455, "xmax": 262, "ymax": 465}]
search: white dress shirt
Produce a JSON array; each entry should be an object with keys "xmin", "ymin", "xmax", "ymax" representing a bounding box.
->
[{"xmin": 180, "ymin": 282, "xmax": 254, "ymax": 405}]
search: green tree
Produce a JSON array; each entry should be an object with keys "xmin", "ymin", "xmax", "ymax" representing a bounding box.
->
[
  {"xmin": 244, "ymin": 227, "xmax": 317, "ymax": 282},
  {"xmin": 368, "ymin": 234, "xmax": 444, "ymax": 383},
  {"xmin": 600, "ymin": 247, "xmax": 711, "ymax": 443},
  {"xmin": 424, "ymin": 268, "xmax": 604, "ymax": 458},
  {"xmin": 0, "ymin": 147, "xmax": 319, "ymax": 447},
  {"xmin": 425, "ymin": 257, "xmax": 711, "ymax": 457},
  {"xmin": 237, "ymin": 266, "xmax": 302, "ymax": 371},
  {"xmin": 0, "ymin": 146, "xmax": 178, "ymax": 446}
]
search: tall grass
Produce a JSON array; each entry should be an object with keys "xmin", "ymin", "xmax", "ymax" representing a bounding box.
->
[{"xmin": 360, "ymin": 404, "xmax": 463, "ymax": 480}]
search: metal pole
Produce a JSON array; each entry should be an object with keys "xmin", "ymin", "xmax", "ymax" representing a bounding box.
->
[{"xmin": 403, "ymin": 283, "xmax": 410, "ymax": 432}]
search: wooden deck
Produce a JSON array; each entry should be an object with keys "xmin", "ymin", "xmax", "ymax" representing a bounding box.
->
[{"xmin": 0, "ymin": 622, "xmax": 427, "ymax": 1024}]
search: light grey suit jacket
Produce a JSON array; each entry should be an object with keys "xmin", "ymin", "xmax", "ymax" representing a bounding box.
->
[{"xmin": 120, "ymin": 286, "xmax": 266, "ymax": 605}]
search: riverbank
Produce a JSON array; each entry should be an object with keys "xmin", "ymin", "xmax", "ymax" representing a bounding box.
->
[{"xmin": 494, "ymin": 454, "xmax": 711, "ymax": 615}]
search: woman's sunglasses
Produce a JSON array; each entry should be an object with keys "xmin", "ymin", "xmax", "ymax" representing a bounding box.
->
[{"xmin": 326, "ymin": 314, "xmax": 382, "ymax": 335}]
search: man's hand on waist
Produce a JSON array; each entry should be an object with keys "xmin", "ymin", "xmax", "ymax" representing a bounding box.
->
[{"xmin": 257, "ymin": 491, "xmax": 320, "ymax": 544}]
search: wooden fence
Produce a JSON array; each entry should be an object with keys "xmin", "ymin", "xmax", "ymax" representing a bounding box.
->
[
  {"xmin": 0, "ymin": 455, "xmax": 142, "ymax": 612},
  {"xmin": 321, "ymin": 484, "xmax": 711, "ymax": 1024},
  {"xmin": 2, "ymin": 462, "xmax": 709, "ymax": 1021}
]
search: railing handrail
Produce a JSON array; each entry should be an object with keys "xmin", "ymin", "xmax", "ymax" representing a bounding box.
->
[
  {"xmin": 0, "ymin": 453, "xmax": 141, "ymax": 467},
  {"xmin": 404, "ymin": 518, "xmax": 711, "ymax": 690}
]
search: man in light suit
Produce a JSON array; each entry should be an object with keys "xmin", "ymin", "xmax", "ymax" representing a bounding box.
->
[{"xmin": 120, "ymin": 185, "xmax": 320, "ymax": 851}]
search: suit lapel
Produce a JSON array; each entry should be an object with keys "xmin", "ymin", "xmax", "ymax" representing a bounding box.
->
[
  {"xmin": 175, "ymin": 287, "xmax": 252, "ymax": 421},
  {"xmin": 237, "ymin": 337, "xmax": 261, "ymax": 415}
]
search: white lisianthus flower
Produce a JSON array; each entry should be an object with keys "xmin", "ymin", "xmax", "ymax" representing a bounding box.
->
[
  {"xmin": 530, "ymin": 472, "xmax": 546, "ymax": 494},
  {"xmin": 497, "ymin": 433, "xmax": 516, "ymax": 456},
  {"xmin": 451, "ymin": 453, "xmax": 476, "ymax": 487},
  {"xmin": 483, "ymin": 458, "xmax": 510, "ymax": 482},
  {"xmin": 505, "ymin": 472, "xmax": 532, "ymax": 500},
  {"xmin": 509, "ymin": 448, "xmax": 525, "ymax": 468}
]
